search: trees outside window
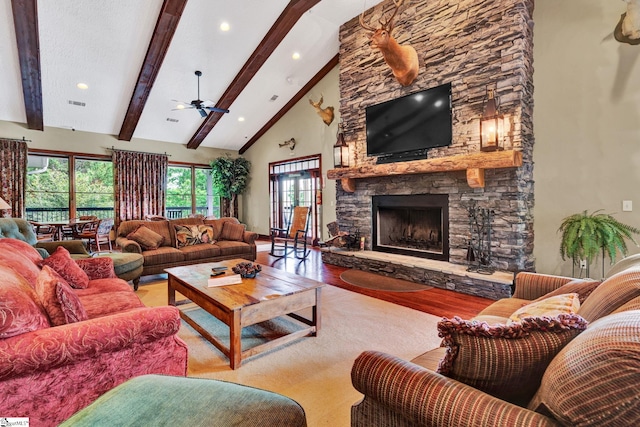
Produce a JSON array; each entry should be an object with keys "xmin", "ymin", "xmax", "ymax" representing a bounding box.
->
[{"xmin": 167, "ymin": 165, "xmax": 220, "ymax": 218}]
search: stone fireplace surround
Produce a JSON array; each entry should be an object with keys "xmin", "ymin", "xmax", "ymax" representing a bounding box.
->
[{"xmin": 322, "ymin": 0, "xmax": 535, "ymax": 299}]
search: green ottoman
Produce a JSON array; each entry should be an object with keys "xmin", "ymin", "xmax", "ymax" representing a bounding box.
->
[
  {"xmin": 95, "ymin": 252, "xmax": 144, "ymax": 290},
  {"xmin": 60, "ymin": 375, "xmax": 307, "ymax": 427}
]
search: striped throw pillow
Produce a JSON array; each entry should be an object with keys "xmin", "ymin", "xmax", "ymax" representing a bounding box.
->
[
  {"xmin": 436, "ymin": 314, "xmax": 588, "ymax": 406},
  {"xmin": 529, "ymin": 311, "xmax": 640, "ymax": 426}
]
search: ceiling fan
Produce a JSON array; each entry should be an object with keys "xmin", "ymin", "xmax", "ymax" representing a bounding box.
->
[{"xmin": 173, "ymin": 70, "xmax": 230, "ymax": 118}]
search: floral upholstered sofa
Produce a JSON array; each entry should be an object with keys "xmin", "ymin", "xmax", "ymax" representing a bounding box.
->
[
  {"xmin": 115, "ymin": 216, "xmax": 257, "ymax": 278},
  {"xmin": 0, "ymin": 238, "xmax": 188, "ymax": 427},
  {"xmin": 351, "ymin": 265, "xmax": 640, "ymax": 426}
]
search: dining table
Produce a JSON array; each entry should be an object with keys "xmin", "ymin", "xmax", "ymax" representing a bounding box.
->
[{"xmin": 36, "ymin": 219, "xmax": 95, "ymax": 241}]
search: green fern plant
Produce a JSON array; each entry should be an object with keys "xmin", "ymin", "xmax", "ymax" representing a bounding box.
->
[{"xmin": 558, "ymin": 210, "xmax": 640, "ymax": 273}]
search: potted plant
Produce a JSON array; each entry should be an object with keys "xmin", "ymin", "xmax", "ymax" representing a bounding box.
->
[
  {"xmin": 558, "ymin": 210, "xmax": 640, "ymax": 277},
  {"xmin": 209, "ymin": 156, "xmax": 251, "ymax": 219}
]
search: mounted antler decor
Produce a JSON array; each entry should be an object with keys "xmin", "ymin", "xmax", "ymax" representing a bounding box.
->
[
  {"xmin": 359, "ymin": 0, "xmax": 419, "ymax": 86},
  {"xmin": 308, "ymin": 94, "xmax": 334, "ymax": 125},
  {"xmin": 615, "ymin": 0, "xmax": 640, "ymax": 44},
  {"xmin": 279, "ymin": 138, "xmax": 296, "ymax": 150}
]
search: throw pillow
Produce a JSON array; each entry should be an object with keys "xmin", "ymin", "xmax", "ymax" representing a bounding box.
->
[
  {"xmin": 174, "ymin": 224, "xmax": 216, "ymax": 248},
  {"xmin": 532, "ymin": 279, "xmax": 601, "ymax": 304},
  {"xmin": 41, "ymin": 246, "xmax": 90, "ymax": 289},
  {"xmin": 436, "ymin": 314, "xmax": 588, "ymax": 406},
  {"xmin": 508, "ymin": 293, "xmax": 580, "ymax": 324},
  {"xmin": 127, "ymin": 225, "xmax": 164, "ymax": 250},
  {"xmin": 0, "ymin": 263, "xmax": 50, "ymax": 338},
  {"xmin": 528, "ymin": 311, "xmax": 640, "ymax": 426},
  {"xmin": 578, "ymin": 266, "xmax": 640, "ymax": 322},
  {"xmin": 220, "ymin": 221, "xmax": 245, "ymax": 242},
  {"xmin": 35, "ymin": 266, "xmax": 88, "ymax": 326}
]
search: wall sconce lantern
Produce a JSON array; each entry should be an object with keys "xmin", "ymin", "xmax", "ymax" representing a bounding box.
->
[
  {"xmin": 333, "ymin": 123, "xmax": 349, "ymax": 168},
  {"xmin": 480, "ymin": 88, "xmax": 504, "ymax": 152}
]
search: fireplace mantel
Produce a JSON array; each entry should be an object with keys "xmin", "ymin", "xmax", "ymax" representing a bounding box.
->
[{"xmin": 327, "ymin": 150, "xmax": 523, "ymax": 192}]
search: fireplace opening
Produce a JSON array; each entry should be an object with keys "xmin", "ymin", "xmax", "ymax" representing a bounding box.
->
[{"xmin": 372, "ymin": 194, "xmax": 449, "ymax": 261}]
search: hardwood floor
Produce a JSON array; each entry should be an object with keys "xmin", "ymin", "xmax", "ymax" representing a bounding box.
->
[{"xmin": 255, "ymin": 244, "xmax": 493, "ymax": 319}]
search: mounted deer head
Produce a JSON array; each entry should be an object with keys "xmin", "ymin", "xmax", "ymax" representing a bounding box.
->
[
  {"xmin": 308, "ymin": 94, "xmax": 335, "ymax": 126},
  {"xmin": 360, "ymin": 0, "xmax": 419, "ymax": 86}
]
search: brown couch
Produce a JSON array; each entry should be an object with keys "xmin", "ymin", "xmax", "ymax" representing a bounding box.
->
[
  {"xmin": 115, "ymin": 217, "xmax": 257, "ymax": 279},
  {"xmin": 351, "ymin": 265, "xmax": 640, "ymax": 426}
]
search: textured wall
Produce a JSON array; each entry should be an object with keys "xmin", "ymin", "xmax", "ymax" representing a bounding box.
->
[{"xmin": 336, "ymin": 0, "xmax": 535, "ymax": 272}]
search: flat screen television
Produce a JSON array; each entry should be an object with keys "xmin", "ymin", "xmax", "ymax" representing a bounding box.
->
[{"xmin": 365, "ymin": 82, "xmax": 452, "ymax": 163}]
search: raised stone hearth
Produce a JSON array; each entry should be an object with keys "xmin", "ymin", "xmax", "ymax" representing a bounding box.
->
[{"xmin": 322, "ymin": 249, "xmax": 513, "ymax": 300}]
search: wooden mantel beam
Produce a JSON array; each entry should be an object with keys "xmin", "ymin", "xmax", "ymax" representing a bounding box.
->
[{"xmin": 327, "ymin": 150, "xmax": 522, "ymax": 191}]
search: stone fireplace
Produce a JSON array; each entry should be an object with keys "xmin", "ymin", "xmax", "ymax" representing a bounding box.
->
[
  {"xmin": 372, "ymin": 194, "xmax": 449, "ymax": 261},
  {"xmin": 322, "ymin": 0, "xmax": 536, "ymax": 299}
]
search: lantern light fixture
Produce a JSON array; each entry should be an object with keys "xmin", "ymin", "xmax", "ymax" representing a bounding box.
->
[
  {"xmin": 480, "ymin": 87, "xmax": 504, "ymax": 152},
  {"xmin": 333, "ymin": 123, "xmax": 349, "ymax": 168}
]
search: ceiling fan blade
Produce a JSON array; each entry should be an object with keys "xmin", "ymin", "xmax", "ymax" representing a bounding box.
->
[
  {"xmin": 197, "ymin": 108, "xmax": 208, "ymax": 118},
  {"xmin": 205, "ymin": 107, "xmax": 230, "ymax": 114}
]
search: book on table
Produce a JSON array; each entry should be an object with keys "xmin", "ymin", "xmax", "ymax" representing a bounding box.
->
[{"xmin": 207, "ymin": 274, "xmax": 243, "ymax": 287}]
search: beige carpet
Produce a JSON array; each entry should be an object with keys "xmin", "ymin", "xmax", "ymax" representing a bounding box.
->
[
  {"xmin": 136, "ymin": 279, "xmax": 442, "ymax": 427},
  {"xmin": 340, "ymin": 269, "xmax": 433, "ymax": 292}
]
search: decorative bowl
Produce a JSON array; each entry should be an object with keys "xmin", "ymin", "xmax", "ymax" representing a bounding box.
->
[{"xmin": 232, "ymin": 262, "xmax": 262, "ymax": 278}]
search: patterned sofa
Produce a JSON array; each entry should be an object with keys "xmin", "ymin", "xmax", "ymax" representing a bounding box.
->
[
  {"xmin": 115, "ymin": 216, "xmax": 257, "ymax": 278},
  {"xmin": 351, "ymin": 266, "xmax": 640, "ymax": 426},
  {"xmin": 0, "ymin": 238, "xmax": 188, "ymax": 427}
]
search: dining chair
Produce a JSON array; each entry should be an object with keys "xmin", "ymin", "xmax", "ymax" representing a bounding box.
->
[
  {"xmin": 29, "ymin": 221, "xmax": 56, "ymax": 242},
  {"xmin": 77, "ymin": 218, "xmax": 113, "ymax": 252},
  {"xmin": 269, "ymin": 206, "xmax": 311, "ymax": 259}
]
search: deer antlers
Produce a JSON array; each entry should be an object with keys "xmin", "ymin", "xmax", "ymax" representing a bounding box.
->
[
  {"xmin": 359, "ymin": 0, "xmax": 403, "ymax": 33},
  {"xmin": 359, "ymin": 0, "xmax": 419, "ymax": 86},
  {"xmin": 308, "ymin": 94, "xmax": 335, "ymax": 126}
]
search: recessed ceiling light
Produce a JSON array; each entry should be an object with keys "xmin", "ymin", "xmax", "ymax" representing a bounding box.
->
[
  {"xmin": 238, "ymin": 117, "xmax": 245, "ymax": 122},
  {"xmin": 77, "ymin": 83, "xmax": 88, "ymax": 90},
  {"xmin": 292, "ymin": 52, "xmax": 301, "ymax": 60},
  {"xmin": 220, "ymin": 22, "xmax": 230, "ymax": 31}
]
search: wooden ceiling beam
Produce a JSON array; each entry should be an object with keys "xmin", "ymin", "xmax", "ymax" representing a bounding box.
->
[
  {"xmin": 187, "ymin": 0, "xmax": 320, "ymax": 150},
  {"xmin": 239, "ymin": 54, "xmax": 339, "ymax": 154},
  {"xmin": 11, "ymin": 0, "xmax": 43, "ymax": 131},
  {"xmin": 117, "ymin": 0, "xmax": 188, "ymax": 141}
]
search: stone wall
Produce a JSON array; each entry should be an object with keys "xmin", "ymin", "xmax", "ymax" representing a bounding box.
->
[{"xmin": 336, "ymin": 0, "xmax": 535, "ymax": 272}]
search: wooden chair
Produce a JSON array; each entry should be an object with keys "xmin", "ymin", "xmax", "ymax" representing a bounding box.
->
[
  {"xmin": 270, "ymin": 206, "xmax": 311, "ymax": 259},
  {"xmin": 64, "ymin": 215, "xmax": 98, "ymax": 240},
  {"xmin": 77, "ymin": 218, "xmax": 113, "ymax": 252},
  {"xmin": 29, "ymin": 221, "xmax": 56, "ymax": 242}
]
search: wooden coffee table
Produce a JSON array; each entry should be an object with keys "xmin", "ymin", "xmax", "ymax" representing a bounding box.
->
[{"xmin": 166, "ymin": 259, "xmax": 323, "ymax": 369}]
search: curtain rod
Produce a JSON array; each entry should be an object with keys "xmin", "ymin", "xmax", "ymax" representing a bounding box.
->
[
  {"xmin": 1, "ymin": 136, "xmax": 31, "ymax": 142},
  {"xmin": 107, "ymin": 146, "xmax": 171, "ymax": 157}
]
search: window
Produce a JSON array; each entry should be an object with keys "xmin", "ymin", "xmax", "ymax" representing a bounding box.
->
[
  {"xmin": 167, "ymin": 165, "xmax": 220, "ymax": 219},
  {"xmin": 26, "ymin": 154, "xmax": 114, "ymax": 221}
]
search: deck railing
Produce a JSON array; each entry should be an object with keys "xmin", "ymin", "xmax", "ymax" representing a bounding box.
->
[{"xmin": 26, "ymin": 206, "xmax": 217, "ymax": 222}]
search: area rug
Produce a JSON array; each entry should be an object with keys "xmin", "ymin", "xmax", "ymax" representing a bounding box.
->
[
  {"xmin": 340, "ymin": 269, "xmax": 433, "ymax": 292},
  {"xmin": 136, "ymin": 280, "xmax": 442, "ymax": 427}
]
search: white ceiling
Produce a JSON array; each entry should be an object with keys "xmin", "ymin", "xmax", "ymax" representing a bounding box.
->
[{"xmin": 0, "ymin": 0, "xmax": 385, "ymax": 151}]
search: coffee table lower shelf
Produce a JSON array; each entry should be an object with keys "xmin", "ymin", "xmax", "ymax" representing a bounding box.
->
[
  {"xmin": 166, "ymin": 260, "xmax": 323, "ymax": 370},
  {"xmin": 176, "ymin": 297, "xmax": 320, "ymax": 369}
]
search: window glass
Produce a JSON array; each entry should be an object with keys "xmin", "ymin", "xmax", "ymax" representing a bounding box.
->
[
  {"xmin": 26, "ymin": 155, "xmax": 70, "ymax": 222},
  {"xmin": 75, "ymin": 158, "xmax": 114, "ymax": 219},
  {"xmin": 167, "ymin": 166, "xmax": 191, "ymax": 219}
]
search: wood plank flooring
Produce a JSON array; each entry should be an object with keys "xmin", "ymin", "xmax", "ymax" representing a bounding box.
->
[{"xmin": 256, "ymin": 244, "xmax": 493, "ymax": 319}]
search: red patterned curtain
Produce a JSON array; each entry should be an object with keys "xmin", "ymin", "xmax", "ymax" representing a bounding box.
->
[
  {"xmin": 0, "ymin": 138, "xmax": 28, "ymax": 217},
  {"xmin": 112, "ymin": 150, "xmax": 168, "ymax": 224}
]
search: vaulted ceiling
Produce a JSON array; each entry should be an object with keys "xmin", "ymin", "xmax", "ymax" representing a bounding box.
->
[{"xmin": 1, "ymin": 0, "xmax": 384, "ymax": 153}]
